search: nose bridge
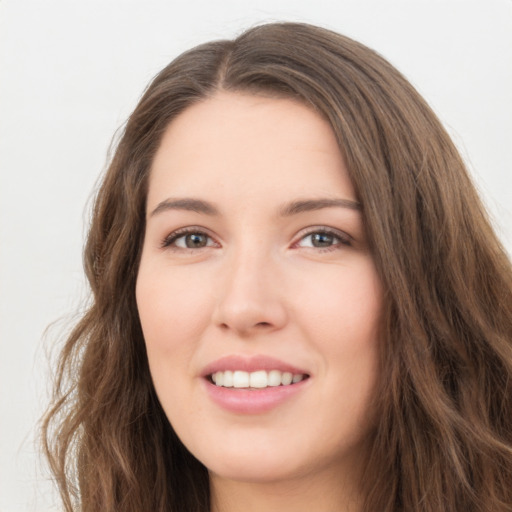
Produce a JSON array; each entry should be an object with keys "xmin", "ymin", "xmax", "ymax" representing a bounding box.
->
[{"xmin": 213, "ymin": 240, "xmax": 287, "ymax": 334}]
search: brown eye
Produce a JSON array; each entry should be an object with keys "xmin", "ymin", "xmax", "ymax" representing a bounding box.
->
[
  {"xmin": 310, "ymin": 232, "xmax": 335, "ymax": 247},
  {"xmin": 296, "ymin": 229, "xmax": 352, "ymax": 250},
  {"xmin": 162, "ymin": 230, "xmax": 217, "ymax": 250},
  {"xmin": 183, "ymin": 233, "xmax": 209, "ymax": 248}
]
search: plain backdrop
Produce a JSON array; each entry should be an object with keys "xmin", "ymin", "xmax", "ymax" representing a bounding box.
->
[{"xmin": 0, "ymin": 0, "xmax": 511, "ymax": 510}]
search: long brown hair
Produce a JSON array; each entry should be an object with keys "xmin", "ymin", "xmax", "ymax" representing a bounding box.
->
[{"xmin": 42, "ymin": 22, "xmax": 512, "ymax": 512}]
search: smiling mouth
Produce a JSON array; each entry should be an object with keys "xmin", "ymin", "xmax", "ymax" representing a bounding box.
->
[{"xmin": 209, "ymin": 370, "xmax": 309, "ymax": 389}]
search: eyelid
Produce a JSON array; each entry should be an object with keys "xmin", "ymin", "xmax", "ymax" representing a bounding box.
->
[
  {"xmin": 291, "ymin": 226, "xmax": 353, "ymax": 249},
  {"xmin": 160, "ymin": 226, "xmax": 220, "ymax": 250},
  {"xmin": 160, "ymin": 225, "xmax": 353, "ymax": 251}
]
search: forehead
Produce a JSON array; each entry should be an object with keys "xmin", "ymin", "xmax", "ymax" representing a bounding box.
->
[{"xmin": 148, "ymin": 91, "xmax": 356, "ymax": 209}]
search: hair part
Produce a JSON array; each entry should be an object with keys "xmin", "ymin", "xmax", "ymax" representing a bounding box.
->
[{"xmin": 42, "ymin": 22, "xmax": 512, "ymax": 512}]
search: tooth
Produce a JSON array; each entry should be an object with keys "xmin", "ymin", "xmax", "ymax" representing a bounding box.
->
[
  {"xmin": 281, "ymin": 372, "xmax": 293, "ymax": 385},
  {"xmin": 223, "ymin": 370, "xmax": 234, "ymax": 387},
  {"xmin": 233, "ymin": 371, "xmax": 250, "ymax": 388},
  {"xmin": 249, "ymin": 370, "xmax": 268, "ymax": 388},
  {"xmin": 268, "ymin": 370, "xmax": 282, "ymax": 387},
  {"xmin": 212, "ymin": 369, "xmax": 306, "ymax": 388}
]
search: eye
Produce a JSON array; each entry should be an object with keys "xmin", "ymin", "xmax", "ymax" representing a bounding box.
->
[
  {"xmin": 161, "ymin": 228, "xmax": 218, "ymax": 250},
  {"xmin": 295, "ymin": 228, "xmax": 351, "ymax": 250}
]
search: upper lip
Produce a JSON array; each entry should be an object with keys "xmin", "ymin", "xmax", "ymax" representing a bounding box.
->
[{"xmin": 201, "ymin": 355, "xmax": 310, "ymax": 377}]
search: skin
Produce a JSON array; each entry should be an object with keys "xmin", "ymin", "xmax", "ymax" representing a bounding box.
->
[{"xmin": 136, "ymin": 92, "xmax": 383, "ymax": 512}]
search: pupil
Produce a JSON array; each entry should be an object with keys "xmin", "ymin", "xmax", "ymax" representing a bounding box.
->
[
  {"xmin": 312, "ymin": 233, "xmax": 333, "ymax": 247},
  {"xmin": 186, "ymin": 233, "xmax": 207, "ymax": 248}
]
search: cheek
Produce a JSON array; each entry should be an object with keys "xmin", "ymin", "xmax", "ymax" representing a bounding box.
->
[
  {"xmin": 297, "ymin": 260, "xmax": 382, "ymax": 413},
  {"xmin": 297, "ymin": 259, "xmax": 382, "ymax": 341},
  {"xmin": 136, "ymin": 265, "xmax": 213, "ymax": 353},
  {"xmin": 135, "ymin": 266, "xmax": 210, "ymax": 414}
]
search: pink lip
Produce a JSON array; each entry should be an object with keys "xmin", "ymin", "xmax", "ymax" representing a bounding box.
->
[
  {"xmin": 201, "ymin": 354, "xmax": 309, "ymax": 377},
  {"xmin": 201, "ymin": 355, "xmax": 310, "ymax": 414}
]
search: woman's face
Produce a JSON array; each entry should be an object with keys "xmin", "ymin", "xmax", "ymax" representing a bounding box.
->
[{"xmin": 136, "ymin": 92, "xmax": 382, "ymax": 485}]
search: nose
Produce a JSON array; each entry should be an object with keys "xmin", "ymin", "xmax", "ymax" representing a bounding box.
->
[{"xmin": 212, "ymin": 250, "xmax": 288, "ymax": 336}]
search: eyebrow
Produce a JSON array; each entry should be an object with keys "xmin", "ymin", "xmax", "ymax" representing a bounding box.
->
[
  {"xmin": 150, "ymin": 198, "xmax": 220, "ymax": 217},
  {"xmin": 149, "ymin": 196, "xmax": 361, "ymax": 218},
  {"xmin": 279, "ymin": 198, "xmax": 361, "ymax": 216}
]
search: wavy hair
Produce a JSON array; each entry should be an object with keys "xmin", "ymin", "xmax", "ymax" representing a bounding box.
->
[{"xmin": 42, "ymin": 22, "xmax": 512, "ymax": 512}]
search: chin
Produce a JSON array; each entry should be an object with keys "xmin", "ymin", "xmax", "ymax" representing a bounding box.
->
[
  {"xmin": 206, "ymin": 456, "xmax": 309, "ymax": 484},
  {"xmin": 191, "ymin": 433, "xmax": 357, "ymax": 487}
]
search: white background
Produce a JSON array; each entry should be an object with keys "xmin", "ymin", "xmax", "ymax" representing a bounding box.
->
[{"xmin": 0, "ymin": 1, "xmax": 510, "ymax": 510}]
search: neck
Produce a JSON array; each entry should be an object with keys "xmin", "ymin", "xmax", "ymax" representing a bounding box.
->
[{"xmin": 209, "ymin": 466, "xmax": 364, "ymax": 512}]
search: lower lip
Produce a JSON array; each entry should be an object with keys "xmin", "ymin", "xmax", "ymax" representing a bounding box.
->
[{"xmin": 203, "ymin": 378, "xmax": 309, "ymax": 414}]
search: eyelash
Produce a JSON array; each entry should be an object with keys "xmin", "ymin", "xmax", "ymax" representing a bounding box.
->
[
  {"xmin": 160, "ymin": 227, "xmax": 217, "ymax": 250},
  {"xmin": 160, "ymin": 226, "xmax": 352, "ymax": 252},
  {"xmin": 293, "ymin": 227, "xmax": 352, "ymax": 251}
]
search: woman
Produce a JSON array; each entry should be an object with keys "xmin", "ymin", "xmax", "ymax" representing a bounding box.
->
[{"xmin": 42, "ymin": 22, "xmax": 512, "ymax": 512}]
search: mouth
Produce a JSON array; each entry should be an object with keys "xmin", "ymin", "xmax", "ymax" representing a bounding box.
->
[
  {"xmin": 208, "ymin": 369, "xmax": 309, "ymax": 389},
  {"xmin": 202, "ymin": 355, "xmax": 311, "ymax": 413}
]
